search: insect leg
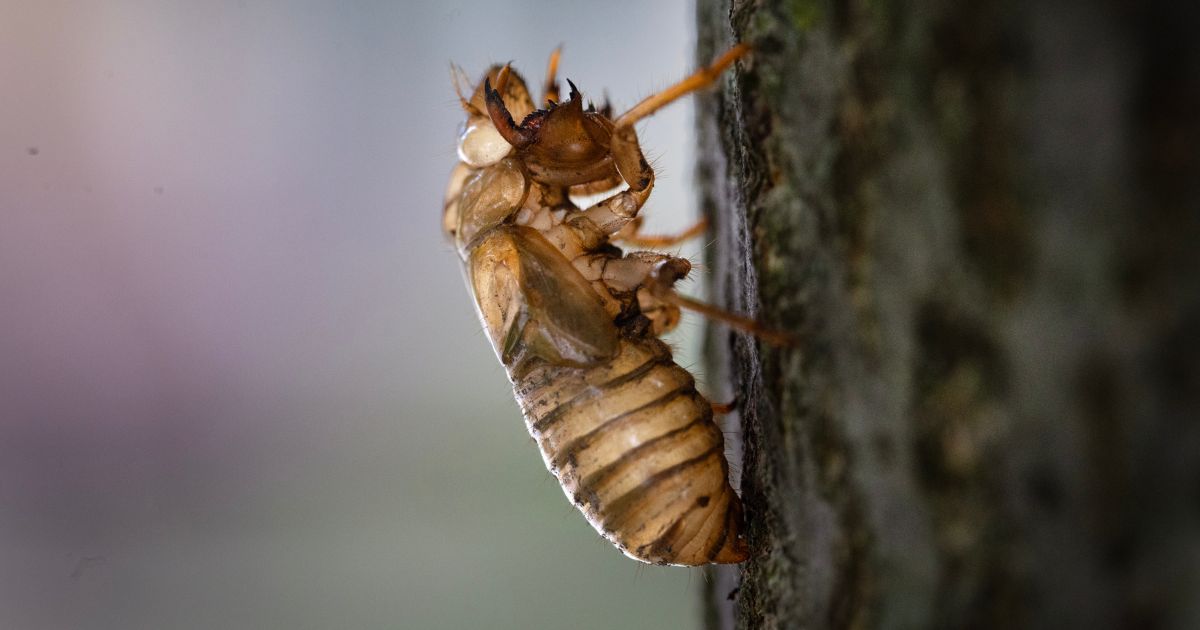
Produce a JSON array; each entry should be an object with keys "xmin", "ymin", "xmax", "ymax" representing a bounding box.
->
[
  {"xmin": 710, "ymin": 398, "xmax": 739, "ymax": 415},
  {"xmin": 603, "ymin": 251, "xmax": 793, "ymax": 346},
  {"xmin": 601, "ymin": 252, "xmax": 681, "ymax": 292},
  {"xmin": 576, "ymin": 108, "xmax": 658, "ymax": 235},
  {"xmin": 669, "ymin": 293, "xmax": 796, "ymax": 347},
  {"xmin": 615, "ymin": 217, "xmax": 709, "ymax": 248},
  {"xmin": 542, "ymin": 46, "xmax": 562, "ymax": 105},
  {"xmin": 636, "ymin": 256, "xmax": 797, "ymax": 346},
  {"xmin": 615, "ymin": 43, "xmax": 750, "ymax": 129}
]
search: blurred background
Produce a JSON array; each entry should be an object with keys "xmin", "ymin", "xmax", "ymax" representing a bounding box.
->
[{"xmin": 0, "ymin": 1, "xmax": 721, "ymax": 628}]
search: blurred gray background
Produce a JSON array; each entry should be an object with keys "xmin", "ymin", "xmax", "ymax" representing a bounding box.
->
[{"xmin": 0, "ymin": 1, "xmax": 719, "ymax": 628}]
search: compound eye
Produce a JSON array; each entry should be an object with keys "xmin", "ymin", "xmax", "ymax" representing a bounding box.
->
[{"xmin": 457, "ymin": 122, "xmax": 512, "ymax": 168}]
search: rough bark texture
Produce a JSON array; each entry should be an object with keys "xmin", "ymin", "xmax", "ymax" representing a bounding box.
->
[{"xmin": 695, "ymin": 1, "xmax": 1200, "ymax": 628}]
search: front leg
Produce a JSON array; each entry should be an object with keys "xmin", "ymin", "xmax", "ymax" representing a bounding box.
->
[{"xmin": 578, "ymin": 124, "xmax": 656, "ymax": 235}]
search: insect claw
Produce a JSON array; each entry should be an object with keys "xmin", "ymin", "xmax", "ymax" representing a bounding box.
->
[
  {"xmin": 483, "ymin": 76, "xmax": 495, "ymax": 101},
  {"xmin": 485, "ymin": 77, "xmax": 535, "ymax": 149},
  {"xmin": 566, "ymin": 78, "xmax": 581, "ymax": 102}
]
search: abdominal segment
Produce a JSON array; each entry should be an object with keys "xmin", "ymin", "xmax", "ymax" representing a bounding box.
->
[{"xmin": 512, "ymin": 338, "xmax": 748, "ymax": 565}]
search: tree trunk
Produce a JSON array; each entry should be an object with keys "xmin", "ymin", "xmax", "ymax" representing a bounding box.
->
[{"xmin": 695, "ymin": 1, "xmax": 1200, "ymax": 628}]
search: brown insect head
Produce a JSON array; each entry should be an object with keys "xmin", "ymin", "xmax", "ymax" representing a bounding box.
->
[{"xmin": 484, "ymin": 73, "xmax": 617, "ymax": 186}]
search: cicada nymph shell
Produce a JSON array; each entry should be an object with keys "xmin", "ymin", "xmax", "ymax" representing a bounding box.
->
[{"xmin": 444, "ymin": 46, "xmax": 751, "ymax": 565}]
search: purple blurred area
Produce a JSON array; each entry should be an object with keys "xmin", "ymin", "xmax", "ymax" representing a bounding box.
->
[{"xmin": 0, "ymin": 2, "xmax": 707, "ymax": 628}]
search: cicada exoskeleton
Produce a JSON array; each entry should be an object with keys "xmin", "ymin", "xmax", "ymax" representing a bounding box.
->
[{"xmin": 444, "ymin": 46, "xmax": 751, "ymax": 565}]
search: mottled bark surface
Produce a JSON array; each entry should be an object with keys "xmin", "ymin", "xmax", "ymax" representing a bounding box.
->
[{"xmin": 695, "ymin": 1, "xmax": 1200, "ymax": 628}]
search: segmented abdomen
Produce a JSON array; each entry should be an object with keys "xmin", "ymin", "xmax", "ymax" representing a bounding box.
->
[{"xmin": 511, "ymin": 338, "xmax": 747, "ymax": 565}]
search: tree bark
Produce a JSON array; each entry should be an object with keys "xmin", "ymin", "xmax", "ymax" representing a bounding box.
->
[{"xmin": 695, "ymin": 1, "xmax": 1200, "ymax": 628}]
